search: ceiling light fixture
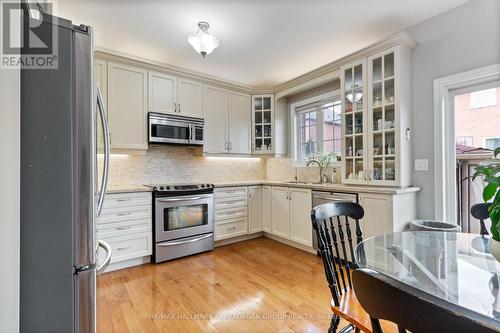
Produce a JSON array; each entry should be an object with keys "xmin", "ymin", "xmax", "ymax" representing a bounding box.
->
[{"xmin": 187, "ymin": 21, "xmax": 220, "ymax": 58}]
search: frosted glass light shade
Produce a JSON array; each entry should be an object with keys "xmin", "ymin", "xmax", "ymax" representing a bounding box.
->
[{"xmin": 187, "ymin": 23, "xmax": 220, "ymax": 58}]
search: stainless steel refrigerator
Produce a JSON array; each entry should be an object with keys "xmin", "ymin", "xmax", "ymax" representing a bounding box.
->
[{"xmin": 20, "ymin": 10, "xmax": 111, "ymax": 333}]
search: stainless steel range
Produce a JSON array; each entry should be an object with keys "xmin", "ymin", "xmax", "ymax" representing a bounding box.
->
[{"xmin": 145, "ymin": 183, "xmax": 214, "ymax": 263}]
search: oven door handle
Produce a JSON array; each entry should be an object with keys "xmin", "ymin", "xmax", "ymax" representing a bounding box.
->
[
  {"xmin": 157, "ymin": 197, "xmax": 202, "ymax": 202},
  {"xmin": 157, "ymin": 233, "xmax": 213, "ymax": 247}
]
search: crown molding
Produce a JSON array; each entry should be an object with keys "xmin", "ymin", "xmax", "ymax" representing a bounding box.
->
[{"xmin": 94, "ymin": 30, "xmax": 416, "ymax": 97}]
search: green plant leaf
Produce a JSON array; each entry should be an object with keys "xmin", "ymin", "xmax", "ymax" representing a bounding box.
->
[
  {"xmin": 494, "ymin": 147, "xmax": 500, "ymax": 158},
  {"xmin": 483, "ymin": 183, "xmax": 497, "ymax": 202}
]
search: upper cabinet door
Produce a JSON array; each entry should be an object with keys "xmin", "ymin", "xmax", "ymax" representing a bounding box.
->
[
  {"xmin": 94, "ymin": 59, "xmax": 107, "ymax": 151},
  {"xmin": 203, "ymin": 85, "xmax": 229, "ymax": 154},
  {"xmin": 148, "ymin": 71, "xmax": 177, "ymax": 114},
  {"xmin": 341, "ymin": 59, "xmax": 368, "ymax": 184},
  {"xmin": 177, "ymin": 78, "xmax": 203, "ymax": 118},
  {"xmin": 108, "ymin": 62, "xmax": 148, "ymax": 150},
  {"xmin": 228, "ymin": 91, "xmax": 251, "ymax": 155}
]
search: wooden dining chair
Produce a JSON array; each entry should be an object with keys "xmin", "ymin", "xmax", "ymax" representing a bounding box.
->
[
  {"xmin": 311, "ymin": 201, "xmax": 368, "ymax": 333},
  {"xmin": 470, "ymin": 203, "xmax": 491, "ymax": 236},
  {"xmin": 352, "ymin": 267, "xmax": 499, "ymax": 333}
]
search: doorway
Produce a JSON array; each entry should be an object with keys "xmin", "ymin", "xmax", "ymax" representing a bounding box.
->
[
  {"xmin": 454, "ymin": 84, "xmax": 500, "ymax": 233},
  {"xmin": 433, "ymin": 64, "xmax": 500, "ymax": 227}
]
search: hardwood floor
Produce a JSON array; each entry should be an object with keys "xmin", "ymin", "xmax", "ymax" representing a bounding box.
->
[{"xmin": 97, "ymin": 237, "xmax": 395, "ymax": 332}]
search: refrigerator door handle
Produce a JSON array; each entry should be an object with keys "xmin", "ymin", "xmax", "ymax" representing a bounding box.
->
[
  {"xmin": 96, "ymin": 240, "xmax": 112, "ymax": 275},
  {"xmin": 96, "ymin": 84, "xmax": 110, "ymax": 216}
]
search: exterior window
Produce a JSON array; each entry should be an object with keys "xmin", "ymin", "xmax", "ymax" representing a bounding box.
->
[
  {"xmin": 456, "ymin": 136, "xmax": 473, "ymax": 147},
  {"xmin": 295, "ymin": 97, "xmax": 341, "ymax": 162},
  {"xmin": 469, "ymin": 88, "xmax": 497, "ymax": 109},
  {"xmin": 486, "ymin": 137, "xmax": 500, "ymax": 150}
]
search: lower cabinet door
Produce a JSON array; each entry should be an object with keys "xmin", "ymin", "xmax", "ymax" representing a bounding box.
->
[
  {"xmin": 289, "ymin": 188, "xmax": 312, "ymax": 246},
  {"xmin": 271, "ymin": 187, "xmax": 290, "ymax": 239},
  {"xmin": 214, "ymin": 218, "xmax": 248, "ymax": 241},
  {"xmin": 261, "ymin": 186, "xmax": 272, "ymax": 232},
  {"xmin": 99, "ymin": 232, "xmax": 152, "ymax": 264},
  {"xmin": 248, "ymin": 186, "xmax": 262, "ymax": 234}
]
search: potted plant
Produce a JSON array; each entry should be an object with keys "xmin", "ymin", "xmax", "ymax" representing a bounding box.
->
[{"xmin": 471, "ymin": 147, "xmax": 500, "ymax": 261}]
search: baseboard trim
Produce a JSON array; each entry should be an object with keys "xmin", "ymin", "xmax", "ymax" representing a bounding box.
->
[
  {"xmin": 215, "ymin": 232, "xmax": 264, "ymax": 247},
  {"xmin": 103, "ymin": 256, "xmax": 151, "ymax": 273},
  {"xmin": 263, "ymin": 233, "xmax": 316, "ymax": 254}
]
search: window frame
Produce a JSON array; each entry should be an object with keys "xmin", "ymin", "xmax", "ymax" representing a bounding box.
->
[{"xmin": 291, "ymin": 90, "xmax": 341, "ymax": 166}]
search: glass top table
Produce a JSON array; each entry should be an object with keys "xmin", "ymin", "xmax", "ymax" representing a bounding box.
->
[{"xmin": 355, "ymin": 231, "xmax": 500, "ymax": 328}]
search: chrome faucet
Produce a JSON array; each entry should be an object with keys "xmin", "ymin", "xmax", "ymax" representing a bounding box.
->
[{"xmin": 306, "ymin": 158, "xmax": 323, "ymax": 184}]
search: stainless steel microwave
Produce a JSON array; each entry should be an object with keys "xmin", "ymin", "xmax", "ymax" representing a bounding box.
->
[{"xmin": 148, "ymin": 112, "xmax": 204, "ymax": 146}]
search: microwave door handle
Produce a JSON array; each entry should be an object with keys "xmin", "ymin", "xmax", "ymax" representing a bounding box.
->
[{"xmin": 96, "ymin": 84, "xmax": 110, "ymax": 216}]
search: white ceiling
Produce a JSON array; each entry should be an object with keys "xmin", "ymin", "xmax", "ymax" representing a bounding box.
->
[{"xmin": 54, "ymin": 0, "xmax": 469, "ymax": 87}]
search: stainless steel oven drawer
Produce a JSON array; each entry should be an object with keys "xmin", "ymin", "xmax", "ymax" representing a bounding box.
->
[{"xmin": 154, "ymin": 233, "xmax": 214, "ymax": 263}]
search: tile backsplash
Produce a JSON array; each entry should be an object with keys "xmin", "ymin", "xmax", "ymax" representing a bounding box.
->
[
  {"xmin": 100, "ymin": 146, "xmax": 340, "ymax": 187},
  {"xmin": 100, "ymin": 146, "xmax": 266, "ymax": 187}
]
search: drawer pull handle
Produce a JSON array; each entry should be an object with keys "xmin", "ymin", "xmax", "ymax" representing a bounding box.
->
[
  {"xmin": 117, "ymin": 246, "xmax": 132, "ymax": 251},
  {"xmin": 116, "ymin": 226, "xmax": 132, "ymax": 230},
  {"xmin": 227, "ymin": 226, "xmax": 237, "ymax": 231},
  {"xmin": 116, "ymin": 198, "xmax": 131, "ymax": 202},
  {"xmin": 117, "ymin": 212, "xmax": 132, "ymax": 216},
  {"xmin": 225, "ymin": 191, "xmax": 236, "ymax": 194},
  {"xmin": 225, "ymin": 211, "xmax": 236, "ymax": 215}
]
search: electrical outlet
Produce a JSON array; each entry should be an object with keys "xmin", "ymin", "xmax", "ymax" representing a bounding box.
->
[{"xmin": 415, "ymin": 159, "xmax": 428, "ymax": 171}]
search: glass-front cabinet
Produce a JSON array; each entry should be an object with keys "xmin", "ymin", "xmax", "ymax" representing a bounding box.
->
[
  {"xmin": 341, "ymin": 44, "xmax": 412, "ymax": 187},
  {"xmin": 252, "ymin": 94, "xmax": 274, "ymax": 154},
  {"xmin": 342, "ymin": 60, "xmax": 368, "ymax": 183}
]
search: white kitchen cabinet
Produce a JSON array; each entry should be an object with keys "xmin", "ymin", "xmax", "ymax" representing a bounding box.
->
[
  {"xmin": 178, "ymin": 78, "xmax": 203, "ymax": 117},
  {"xmin": 358, "ymin": 191, "xmax": 417, "ymax": 240},
  {"xmin": 289, "ymin": 188, "xmax": 312, "ymax": 246},
  {"xmin": 203, "ymin": 85, "xmax": 251, "ymax": 155},
  {"xmin": 97, "ymin": 192, "xmax": 152, "ymax": 272},
  {"xmin": 214, "ymin": 187, "xmax": 249, "ymax": 241},
  {"xmin": 248, "ymin": 186, "xmax": 262, "ymax": 234},
  {"xmin": 107, "ymin": 62, "xmax": 148, "ymax": 150},
  {"xmin": 271, "ymin": 187, "xmax": 291, "ymax": 239},
  {"xmin": 94, "ymin": 59, "xmax": 107, "ymax": 151},
  {"xmin": 252, "ymin": 94, "xmax": 274, "ymax": 154},
  {"xmin": 203, "ymin": 85, "xmax": 229, "ymax": 154},
  {"xmin": 341, "ymin": 44, "xmax": 412, "ymax": 186},
  {"xmin": 148, "ymin": 71, "xmax": 177, "ymax": 114},
  {"xmin": 229, "ymin": 91, "xmax": 251, "ymax": 154},
  {"xmin": 261, "ymin": 186, "xmax": 272, "ymax": 232}
]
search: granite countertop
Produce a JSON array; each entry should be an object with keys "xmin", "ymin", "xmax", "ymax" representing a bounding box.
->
[
  {"xmin": 213, "ymin": 180, "xmax": 420, "ymax": 195},
  {"xmin": 106, "ymin": 185, "xmax": 152, "ymax": 194},
  {"xmin": 105, "ymin": 181, "xmax": 420, "ymax": 195}
]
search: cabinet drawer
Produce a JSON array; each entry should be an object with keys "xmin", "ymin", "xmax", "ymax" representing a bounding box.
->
[
  {"xmin": 214, "ymin": 187, "xmax": 247, "ymax": 198},
  {"xmin": 98, "ymin": 205, "xmax": 152, "ymax": 224},
  {"xmin": 214, "ymin": 206, "xmax": 247, "ymax": 221},
  {"xmin": 214, "ymin": 196, "xmax": 247, "ymax": 210},
  {"xmin": 102, "ymin": 192, "xmax": 151, "ymax": 209},
  {"xmin": 97, "ymin": 219, "xmax": 151, "ymax": 238},
  {"xmin": 214, "ymin": 219, "xmax": 247, "ymax": 240},
  {"xmin": 99, "ymin": 232, "xmax": 152, "ymax": 264}
]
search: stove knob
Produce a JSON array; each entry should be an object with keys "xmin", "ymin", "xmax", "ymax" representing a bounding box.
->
[
  {"xmin": 159, "ymin": 186, "xmax": 164, "ymax": 191},
  {"xmin": 207, "ymin": 184, "xmax": 212, "ymax": 188},
  {"xmin": 166, "ymin": 186, "xmax": 171, "ymax": 190},
  {"xmin": 153, "ymin": 186, "xmax": 158, "ymax": 191},
  {"xmin": 201, "ymin": 184, "xmax": 205, "ymax": 188}
]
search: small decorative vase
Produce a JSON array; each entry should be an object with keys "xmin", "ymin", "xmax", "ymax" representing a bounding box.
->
[{"xmin": 489, "ymin": 239, "xmax": 500, "ymax": 262}]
